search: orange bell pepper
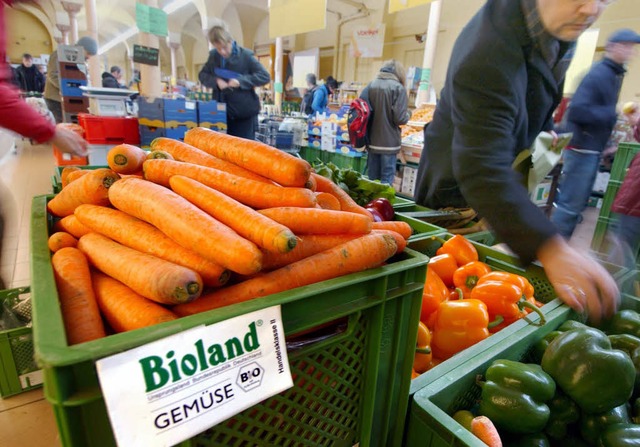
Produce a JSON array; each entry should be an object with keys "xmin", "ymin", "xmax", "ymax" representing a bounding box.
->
[
  {"xmin": 430, "ymin": 299, "xmax": 503, "ymax": 360},
  {"xmin": 413, "ymin": 321, "xmax": 432, "ymax": 374},
  {"xmin": 479, "ymin": 271, "xmax": 535, "ymax": 299},
  {"xmin": 452, "ymin": 261, "xmax": 492, "ymax": 298},
  {"xmin": 428, "ymin": 253, "xmax": 458, "ymax": 287},
  {"xmin": 421, "ymin": 267, "xmax": 449, "ymax": 324},
  {"xmin": 434, "ymin": 234, "xmax": 479, "ymax": 267}
]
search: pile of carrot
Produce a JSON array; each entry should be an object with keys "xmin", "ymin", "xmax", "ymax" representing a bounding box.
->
[{"xmin": 46, "ymin": 132, "xmax": 413, "ymax": 344}]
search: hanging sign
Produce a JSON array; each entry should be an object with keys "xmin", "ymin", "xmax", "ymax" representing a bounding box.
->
[
  {"xmin": 350, "ymin": 25, "xmax": 386, "ymax": 58},
  {"xmin": 136, "ymin": 3, "xmax": 168, "ymax": 37},
  {"xmin": 269, "ymin": 0, "xmax": 327, "ymax": 39},
  {"xmin": 96, "ymin": 306, "xmax": 293, "ymax": 447},
  {"xmin": 388, "ymin": 0, "xmax": 435, "ymax": 14},
  {"xmin": 133, "ymin": 44, "xmax": 159, "ymax": 66}
]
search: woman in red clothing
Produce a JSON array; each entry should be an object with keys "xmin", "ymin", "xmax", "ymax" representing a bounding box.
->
[{"xmin": 0, "ymin": 0, "xmax": 87, "ymax": 155}]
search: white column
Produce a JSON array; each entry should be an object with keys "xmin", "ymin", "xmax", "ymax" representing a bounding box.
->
[
  {"xmin": 274, "ymin": 37, "xmax": 283, "ymax": 113},
  {"xmin": 140, "ymin": 0, "xmax": 162, "ymax": 98},
  {"xmin": 84, "ymin": 0, "xmax": 100, "ymax": 87},
  {"xmin": 56, "ymin": 24, "xmax": 71, "ymax": 46},
  {"xmin": 61, "ymin": 2, "xmax": 82, "ymax": 44},
  {"xmin": 416, "ymin": 0, "xmax": 442, "ymax": 107}
]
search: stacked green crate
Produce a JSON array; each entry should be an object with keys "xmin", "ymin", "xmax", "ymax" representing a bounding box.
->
[
  {"xmin": 591, "ymin": 142, "xmax": 640, "ymax": 257},
  {"xmin": 31, "ymin": 194, "xmax": 428, "ymax": 447}
]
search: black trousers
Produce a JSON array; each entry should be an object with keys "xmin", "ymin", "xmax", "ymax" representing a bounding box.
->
[{"xmin": 227, "ymin": 115, "xmax": 257, "ymax": 140}]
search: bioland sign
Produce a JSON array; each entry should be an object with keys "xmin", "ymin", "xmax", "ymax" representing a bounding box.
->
[{"xmin": 96, "ymin": 306, "xmax": 292, "ymax": 447}]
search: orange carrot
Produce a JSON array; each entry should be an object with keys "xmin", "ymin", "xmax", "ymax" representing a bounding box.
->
[
  {"xmin": 65, "ymin": 169, "xmax": 89, "ymax": 186},
  {"xmin": 48, "ymin": 231, "xmax": 78, "ymax": 252},
  {"xmin": 74, "ymin": 204, "xmax": 230, "ymax": 287},
  {"xmin": 108, "ymin": 177, "xmax": 263, "ymax": 275},
  {"xmin": 315, "ymin": 192, "xmax": 341, "ymax": 210},
  {"xmin": 305, "ymin": 174, "xmax": 317, "ymax": 191},
  {"xmin": 60, "ymin": 166, "xmax": 81, "ymax": 188},
  {"xmin": 146, "ymin": 150, "xmax": 174, "ymax": 160},
  {"xmin": 150, "ymin": 137, "xmax": 274, "ymax": 184},
  {"xmin": 47, "ymin": 168, "xmax": 120, "ymax": 217},
  {"xmin": 53, "ymin": 215, "xmax": 92, "ymax": 238},
  {"xmin": 258, "ymin": 207, "xmax": 372, "ymax": 235},
  {"xmin": 107, "ymin": 144, "xmax": 148, "ymax": 174},
  {"xmin": 169, "ymin": 176, "xmax": 297, "ymax": 253},
  {"xmin": 51, "ymin": 247, "xmax": 106, "ymax": 344},
  {"xmin": 143, "ymin": 159, "xmax": 317, "ymax": 209},
  {"xmin": 184, "ymin": 127, "xmax": 312, "ymax": 187},
  {"xmin": 312, "ymin": 173, "xmax": 374, "ymax": 220},
  {"xmin": 372, "ymin": 220, "xmax": 413, "ymax": 240},
  {"xmin": 78, "ymin": 232, "xmax": 203, "ymax": 305},
  {"xmin": 261, "ymin": 234, "xmax": 359, "ymax": 270},
  {"xmin": 471, "ymin": 416, "xmax": 503, "ymax": 447},
  {"xmin": 91, "ymin": 271, "xmax": 178, "ymax": 332},
  {"xmin": 371, "ymin": 229, "xmax": 407, "ymax": 253},
  {"xmin": 174, "ymin": 232, "xmax": 398, "ymax": 316}
]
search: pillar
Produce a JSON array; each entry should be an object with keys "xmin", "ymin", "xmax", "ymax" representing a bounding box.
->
[
  {"xmin": 416, "ymin": 0, "xmax": 442, "ymax": 107},
  {"xmin": 56, "ymin": 24, "xmax": 70, "ymax": 46},
  {"xmin": 61, "ymin": 1, "xmax": 82, "ymax": 45},
  {"xmin": 139, "ymin": 0, "xmax": 162, "ymax": 97},
  {"xmin": 274, "ymin": 37, "xmax": 283, "ymax": 113},
  {"xmin": 84, "ymin": 0, "xmax": 100, "ymax": 87}
]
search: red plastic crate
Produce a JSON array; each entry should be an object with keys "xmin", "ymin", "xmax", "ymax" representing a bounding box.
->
[
  {"xmin": 52, "ymin": 145, "xmax": 88, "ymax": 166},
  {"xmin": 78, "ymin": 113, "xmax": 140, "ymax": 145}
]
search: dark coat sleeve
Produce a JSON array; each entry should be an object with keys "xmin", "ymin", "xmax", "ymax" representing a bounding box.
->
[
  {"xmin": 567, "ymin": 68, "xmax": 617, "ymax": 128},
  {"xmin": 198, "ymin": 50, "xmax": 218, "ymax": 89}
]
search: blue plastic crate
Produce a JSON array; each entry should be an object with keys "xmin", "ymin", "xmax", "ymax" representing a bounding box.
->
[
  {"xmin": 163, "ymin": 98, "xmax": 198, "ymax": 125},
  {"xmin": 137, "ymin": 97, "xmax": 164, "ymax": 125},
  {"xmin": 60, "ymin": 78, "xmax": 87, "ymax": 98},
  {"xmin": 139, "ymin": 125, "xmax": 166, "ymax": 148}
]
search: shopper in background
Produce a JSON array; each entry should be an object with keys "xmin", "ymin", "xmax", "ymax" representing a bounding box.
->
[
  {"xmin": 44, "ymin": 36, "xmax": 98, "ymax": 123},
  {"xmin": 363, "ymin": 59, "xmax": 411, "ymax": 185},
  {"xmin": 300, "ymin": 73, "xmax": 318, "ymax": 115},
  {"xmin": 102, "ymin": 65, "xmax": 125, "ymax": 88},
  {"xmin": 311, "ymin": 76, "xmax": 338, "ymax": 115},
  {"xmin": 15, "ymin": 53, "xmax": 45, "ymax": 93},
  {"xmin": 551, "ymin": 29, "xmax": 640, "ymax": 239},
  {"xmin": 414, "ymin": 0, "xmax": 619, "ymax": 325},
  {"xmin": 199, "ymin": 24, "xmax": 270, "ymax": 140}
]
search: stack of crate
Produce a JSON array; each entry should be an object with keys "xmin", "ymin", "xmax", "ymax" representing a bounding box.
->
[
  {"xmin": 56, "ymin": 45, "xmax": 89, "ymax": 124},
  {"xmin": 197, "ymin": 100, "xmax": 227, "ymax": 133},
  {"xmin": 137, "ymin": 97, "xmax": 198, "ymax": 147},
  {"xmin": 77, "ymin": 113, "xmax": 140, "ymax": 165}
]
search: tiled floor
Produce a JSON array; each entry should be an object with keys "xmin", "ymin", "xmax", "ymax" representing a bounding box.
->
[{"xmin": 0, "ymin": 134, "xmax": 600, "ymax": 446}]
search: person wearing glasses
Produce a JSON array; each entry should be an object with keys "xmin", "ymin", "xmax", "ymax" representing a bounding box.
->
[
  {"xmin": 414, "ymin": 0, "xmax": 619, "ymax": 325},
  {"xmin": 199, "ymin": 23, "xmax": 270, "ymax": 140}
]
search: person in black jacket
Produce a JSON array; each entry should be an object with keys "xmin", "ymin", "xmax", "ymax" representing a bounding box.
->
[
  {"xmin": 102, "ymin": 65, "xmax": 125, "ymax": 88},
  {"xmin": 414, "ymin": 0, "xmax": 619, "ymax": 325},
  {"xmin": 551, "ymin": 28, "xmax": 640, "ymax": 239},
  {"xmin": 199, "ymin": 24, "xmax": 270, "ymax": 139},
  {"xmin": 15, "ymin": 53, "xmax": 44, "ymax": 92}
]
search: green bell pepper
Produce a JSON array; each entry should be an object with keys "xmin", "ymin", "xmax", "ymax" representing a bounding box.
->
[
  {"xmin": 541, "ymin": 327, "xmax": 636, "ymax": 414},
  {"xmin": 597, "ymin": 423, "xmax": 640, "ymax": 447},
  {"xmin": 502, "ymin": 432, "xmax": 550, "ymax": 447},
  {"xmin": 605, "ymin": 309, "xmax": 640, "ymax": 338},
  {"xmin": 545, "ymin": 389, "xmax": 581, "ymax": 441},
  {"xmin": 477, "ymin": 359, "xmax": 556, "ymax": 434},
  {"xmin": 533, "ymin": 321, "xmax": 589, "ymax": 363},
  {"xmin": 609, "ymin": 334, "xmax": 640, "ymax": 396},
  {"xmin": 580, "ymin": 403, "xmax": 631, "ymax": 445}
]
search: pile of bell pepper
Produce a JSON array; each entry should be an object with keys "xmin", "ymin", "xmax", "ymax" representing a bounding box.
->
[
  {"xmin": 413, "ymin": 235, "xmax": 547, "ymax": 376},
  {"xmin": 454, "ymin": 308, "xmax": 640, "ymax": 446}
]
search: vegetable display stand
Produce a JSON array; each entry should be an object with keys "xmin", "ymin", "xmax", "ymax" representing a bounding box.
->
[
  {"xmin": 391, "ymin": 196, "xmax": 415, "ymax": 208},
  {"xmin": 402, "ymin": 294, "xmax": 640, "ymax": 447},
  {"xmin": 399, "ymin": 234, "xmax": 563, "ymax": 447},
  {"xmin": 30, "ymin": 194, "xmax": 429, "ymax": 447},
  {"xmin": 0, "ymin": 286, "xmax": 42, "ymax": 397}
]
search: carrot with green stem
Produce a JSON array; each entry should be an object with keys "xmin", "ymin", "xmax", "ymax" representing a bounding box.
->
[
  {"xmin": 184, "ymin": 127, "xmax": 312, "ymax": 187},
  {"xmin": 108, "ymin": 177, "xmax": 263, "ymax": 275},
  {"xmin": 174, "ymin": 232, "xmax": 398, "ymax": 316},
  {"xmin": 91, "ymin": 271, "xmax": 178, "ymax": 332},
  {"xmin": 53, "ymin": 215, "xmax": 92, "ymax": 238},
  {"xmin": 146, "ymin": 150, "xmax": 173, "ymax": 160},
  {"xmin": 143, "ymin": 159, "xmax": 317, "ymax": 209},
  {"xmin": 74, "ymin": 204, "xmax": 230, "ymax": 287},
  {"xmin": 47, "ymin": 168, "xmax": 120, "ymax": 217},
  {"xmin": 261, "ymin": 234, "xmax": 360, "ymax": 270},
  {"xmin": 311, "ymin": 173, "xmax": 374, "ymax": 220},
  {"xmin": 169, "ymin": 175, "xmax": 297, "ymax": 253},
  {"xmin": 471, "ymin": 416, "xmax": 503, "ymax": 447},
  {"xmin": 51, "ymin": 247, "xmax": 106, "ymax": 344},
  {"xmin": 107, "ymin": 144, "xmax": 148, "ymax": 174},
  {"xmin": 78, "ymin": 232, "xmax": 203, "ymax": 305},
  {"xmin": 150, "ymin": 137, "xmax": 274, "ymax": 184},
  {"xmin": 258, "ymin": 207, "xmax": 372, "ymax": 235}
]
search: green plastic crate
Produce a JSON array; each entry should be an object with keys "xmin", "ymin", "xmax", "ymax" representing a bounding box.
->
[
  {"xmin": 597, "ymin": 180, "xmax": 622, "ymax": 221},
  {"xmin": 30, "ymin": 194, "xmax": 428, "ymax": 447},
  {"xmin": 391, "ymin": 196, "xmax": 415, "ymax": 208},
  {"xmin": 393, "ymin": 205, "xmax": 446, "ymax": 239},
  {"xmin": 324, "ymin": 151, "xmax": 368, "ymax": 174},
  {"xmin": 0, "ymin": 286, "xmax": 42, "ymax": 397},
  {"xmin": 403, "ymin": 294, "xmax": 640, "ymax": 447},
  {"xmin": 399, "ymin": 234, "xmax": 563, "ymax": 447},
  {"xmin": 610, "ymin": 142, "xmax": 640, "ymax": 182},
  {"xmin": 619, "ymin": 270, "xmax": 640, "ymax": 300},
  {"xmin": 299, "ymin": 146, "xmax": 327, "ymax": 165}
]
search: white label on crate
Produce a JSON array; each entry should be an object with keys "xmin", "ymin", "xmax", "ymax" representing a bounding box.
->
[
  {"xmin": 96, "ymin": 306, "xmax": 292, "ymax": 447},
  {"xmin": 185, "ymin": 101, "xmax": 196, "ymax": 110}
]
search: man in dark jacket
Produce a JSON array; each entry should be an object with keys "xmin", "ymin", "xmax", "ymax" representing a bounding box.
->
[
  {"xmin": 365, "ymin": 60, "xmax": 411, "ymax": 185},
  {"xmin": 199, "ymin": 24, "xmax": 270, "ymax": 139},
  {"xmin": 551, "ymin": 28, "xmax": 640, "ymax": 238},
  {"xmin": 414, "ymin": 0, "xmax": 619, "ymax": 325},
  {"xmin": 102, "ymin": 65, "xmax": 125, "ymax": 88},
  {"xmin": 15, "ymin": 53, "xmax": 44, "ymax": 92}
]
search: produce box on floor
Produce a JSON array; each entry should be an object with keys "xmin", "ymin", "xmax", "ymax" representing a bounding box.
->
[
  {"xmin": 0, "ymin": 286, "xmax": 42, "ymax": 397},
  {"xmin": 402, "ymin": 293, "xmax": 640, "ymax": 447},
  {"xmin": 31, "ymin": 194, "xmax": 428, "ymax": 447}
]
